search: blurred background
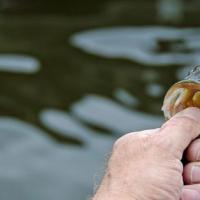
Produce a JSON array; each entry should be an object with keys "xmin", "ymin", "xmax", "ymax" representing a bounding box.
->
[{"xmin": 0, "ymin": 0, "xmax": 200, "ymax": 199}]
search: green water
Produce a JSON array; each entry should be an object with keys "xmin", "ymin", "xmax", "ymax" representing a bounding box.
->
[
  {"xmin": 0, "ymin": 1, "xmax": 200, "ymax": 199},
  {"xmin": 0, "ymin": 1, "xmax": 175, "ymax": 141}
]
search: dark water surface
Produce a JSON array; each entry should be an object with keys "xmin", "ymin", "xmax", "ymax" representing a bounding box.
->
[{"xmin": 0, "ymin": 0, "xmax": 200, "ymax": 199}]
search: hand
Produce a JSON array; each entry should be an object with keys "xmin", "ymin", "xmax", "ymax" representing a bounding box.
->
[{"xmin": 92, "ymin": 108, "xmax": 200, "ymax": 200}]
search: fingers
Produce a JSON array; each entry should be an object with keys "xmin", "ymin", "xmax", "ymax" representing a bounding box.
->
[
  {"xmin": 182, "ymin": 133, "xmax": 200, "ymax": 200},
  {"xmin": 181, "ymin": 185, "xmax": 200, "ymax": 200},
  {"xmin": 186, "ymin": 139, "xmax": 200, "ymax": 162},
  {"xmin": 183, "ymin": 162, "xmax": 200, "ymax": 184},
  {"xmin": 159, "ymin": 107, "xmax": 200, "ymax": 159}
]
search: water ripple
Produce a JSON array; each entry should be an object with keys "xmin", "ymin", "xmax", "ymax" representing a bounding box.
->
[
  {"xmin": 70, "ymin": 27, "xmax": 200, "ymax": 67},
  {"xmin": 0, "ymin": 54, "xmax": 40, "ymax": 74}
]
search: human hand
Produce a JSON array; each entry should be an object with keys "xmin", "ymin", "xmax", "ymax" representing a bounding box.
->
[{"xmin": 93, "ymin": 108, "xmax": 200, "ymax": 200}]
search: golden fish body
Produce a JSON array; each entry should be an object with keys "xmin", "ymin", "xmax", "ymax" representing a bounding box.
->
[{"xmin": 162, "ymin": 66, "xmax": 200, "ymax": 119}]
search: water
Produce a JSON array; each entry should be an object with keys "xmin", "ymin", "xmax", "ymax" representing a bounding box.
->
[
  {"xmin": 0, "ymin": 0, "xmax": 200, "ymax": 200},
  {"xmin": 0, "ymin": 54, "xmax": 40, "ymax": 73}
]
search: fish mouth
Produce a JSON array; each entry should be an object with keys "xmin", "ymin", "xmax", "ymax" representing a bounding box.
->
[{"xmin": 184, "ymin": 65, "xmax": 200, "ymax": 83}]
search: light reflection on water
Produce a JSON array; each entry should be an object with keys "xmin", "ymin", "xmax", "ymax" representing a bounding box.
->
[
  {"xmin": 0, "ymin": 54, "xmax": 40, "ymax": 73},
  {"xmin": 71, "ymin": 95, "xmax": 163, "ymax": 134},
  {"xmin": 0, "ymin": 95, "xmax": 163, "ymax": 200},
  {"xmin": 113, "ymin": 88, "xmax": 139, "ymax": 107},
  {"xmin": 70, "ymin": 27, "xmax": 200, "ymax": 67},
  {"xmin": 0, "ymin": 116, "xmax": 113, "ymax": 200},
  {"xmin": 0, "ymin": 11, "xmax": 200, "ymax": 200}
]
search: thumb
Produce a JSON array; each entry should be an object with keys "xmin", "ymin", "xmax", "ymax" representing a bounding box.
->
[{"xmin": 160, "ymin": 107, "xmax": 200, "ymax": 159}]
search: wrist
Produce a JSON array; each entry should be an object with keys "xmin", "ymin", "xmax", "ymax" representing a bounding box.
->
[
  {"xmin": 92, "ymin": 174, "xmax": 137, "ymax": 200},
  {"xmin": 92, "ymin": 190, "xmax": 134, "ymax": 200}
]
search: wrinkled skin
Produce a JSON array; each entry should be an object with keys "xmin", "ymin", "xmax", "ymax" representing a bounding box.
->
[{"xmin": 92, "ymin": 108, "xmax": 200, "ymax": 200}]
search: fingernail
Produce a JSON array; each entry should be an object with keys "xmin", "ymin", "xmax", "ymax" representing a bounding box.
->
[
  {"xmin": 182, "ymin": 189, "xmax": 200, "ymax": 200},
  {"xmin": 192, "ymin": 166, "xmax": 200, "ymax": 183}
]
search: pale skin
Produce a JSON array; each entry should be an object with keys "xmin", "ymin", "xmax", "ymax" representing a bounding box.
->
[{"xmin": 92, "ymin": 108, "xmax": 200, "ymax": 200}]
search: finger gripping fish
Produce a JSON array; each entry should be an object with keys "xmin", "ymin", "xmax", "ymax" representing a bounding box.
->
[{"xmin": 162, "ymin": 65, "xmax": 200, "ymax": 119}]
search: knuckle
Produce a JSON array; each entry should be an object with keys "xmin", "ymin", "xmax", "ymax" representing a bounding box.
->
[
  {"xmin": 113, "ymin": 138, "xmax": 122, "ymax": 149},
  {"xmin": 113, "ymin": 134, "xmax": 131, "ymax": 149},
  {"xmin": 113, "ymin": 133, "xmax": 141, "ymax": 149}
]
